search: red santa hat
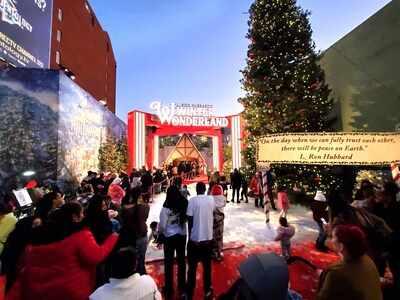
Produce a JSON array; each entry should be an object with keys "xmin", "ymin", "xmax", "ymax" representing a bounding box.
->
[{"xmin": 211, "ymin": 184, "xmax": 223, "ymax": 196}]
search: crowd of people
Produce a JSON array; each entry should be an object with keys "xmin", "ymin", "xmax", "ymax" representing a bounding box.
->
[
  {"xmin": 0, "ymin": 165, "xmax": 399, "ymax": 299},
  {"xmin": 0, "ymin": 167, "xmax": 160, "ymax": 299}
]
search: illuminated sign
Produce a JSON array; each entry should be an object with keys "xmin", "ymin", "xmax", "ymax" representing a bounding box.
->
[
  {"xmin": 257, "ymin": 132, "xmax": 400, "ymax": 165},
  {"xmin": 0, "ymin": 0, "xmax": 52, "ymax": 68},
  {"xmin": 150, "ymin": 102, "xmax": 229, "ymax": 127}
]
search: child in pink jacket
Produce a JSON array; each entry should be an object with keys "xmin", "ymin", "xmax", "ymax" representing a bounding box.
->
[
  {"xmin": 277, "ymin": 186, "xmax": 290, "ymax": 218},
  {"xmin": 274, "ymin": 217, "xmax": 295, "ymax": 260}
]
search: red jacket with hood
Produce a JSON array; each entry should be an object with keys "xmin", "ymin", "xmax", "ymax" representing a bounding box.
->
[{"xmin": 5, "ymin": 227, "xmax": 118, "ymax": 300}]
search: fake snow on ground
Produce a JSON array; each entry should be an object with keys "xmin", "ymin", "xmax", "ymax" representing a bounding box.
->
[{"xmin": 145, "ymin": 183, "xmax": 319, "ymax": 261}]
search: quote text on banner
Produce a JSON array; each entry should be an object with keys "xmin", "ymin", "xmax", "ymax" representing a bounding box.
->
[{"xmin": 257, "ymin": 132, "xmax": 400, "ymax": 165}]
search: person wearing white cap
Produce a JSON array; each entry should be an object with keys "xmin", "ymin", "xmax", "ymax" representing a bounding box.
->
[{"xmin": 310, "ymin": 191, "xmax": 330, "ymax": 252}]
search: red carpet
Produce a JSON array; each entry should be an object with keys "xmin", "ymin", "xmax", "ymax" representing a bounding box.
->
[
  {"xmin": 0, "ymin": 276, "xmax": 4, "ymax": 300},
  {"xmin": 1, "ymin": 242, "xmax": 392, "ymax": 300},
  {"xmin": 147, "ymin": 241, "xmax": 340, "ymax": 300},
  {"xmin": 182, "ymin": 174, "xmax": 209, "ymax": 185}
]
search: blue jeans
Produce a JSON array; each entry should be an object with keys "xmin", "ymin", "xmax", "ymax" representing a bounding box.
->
[
  {"xmin": 317, "ymin": 222, "xmax": 327, "ymax": 244},
  {"xmin": 136, "ymin": 234, "xmax": 148, "ymax": 261},
  {"xmin": 280, "ymin": 240, "xmax": 291, "ymax": 259}
]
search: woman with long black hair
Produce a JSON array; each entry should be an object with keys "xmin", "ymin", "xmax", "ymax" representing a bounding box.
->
[
  {"xmin": 118, "ymin": 188, "xmax": 149, "ymax": 276},
  {"xmin": 158, "ymin": 185, "xmax": 188, "ymax": 298},
  {"xmin": 5, "ymin": 201, "xmax": 118, "ymax": 300}
]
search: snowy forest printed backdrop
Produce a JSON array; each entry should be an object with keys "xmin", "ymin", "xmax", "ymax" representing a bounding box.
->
[{"xmin": 0, "ymin": 68, "xmax": 126, "ymax": 196}]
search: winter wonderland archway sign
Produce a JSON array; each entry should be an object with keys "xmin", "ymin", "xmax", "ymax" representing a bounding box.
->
[{"xmin": 127, "ymin": 102, "xmax": 244, "ymax": 171}]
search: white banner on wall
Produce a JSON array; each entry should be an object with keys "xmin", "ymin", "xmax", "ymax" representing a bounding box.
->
[{"xmin": 257, "ymin": 132, "xmax": 400, "ymax": 165}]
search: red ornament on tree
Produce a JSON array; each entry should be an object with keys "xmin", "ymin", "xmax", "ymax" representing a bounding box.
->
[
  {"xmin": 248, "ymin": 53, "xmax": 255, "ymax": 60},
  {"xmin": 295, "ymin": 122, "xmax": 301, "ymax": 127},
  {"xmin": 263, "ymin": 76, "xmax": 268, "ymax": 81},
  {"xmin": 270, "ymin": 116, "xmax": 276, "ymax": 121},
  {"xmin": 267, "ymin": 102, "xmax": 273, "ymax": 106},
  {"xmin": 310, "ymin": 83, "xmax": 318, "ymax": 89},
  {"xmin": 249, "ymin": 35, "xmax": 254, "ymax": 42},
  {"xmin": 295, "ymin": 48, "xmax": 303, "ymax": 53},
  {"xmin": 313, "ymin": 177, "xmax": 321, "ymax": 182},
  {"xmin": 300, "ymin": 108, "xmax": 306, "ymax": 113}
]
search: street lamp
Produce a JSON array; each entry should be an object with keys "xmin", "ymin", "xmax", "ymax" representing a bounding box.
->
[
  {"xmin": 22, "ymin": 170, "xmax": 35, "ymax": 176},
  {"xmin": 99, "ymin": 99, "xmax": 108, "ymax": 107}
]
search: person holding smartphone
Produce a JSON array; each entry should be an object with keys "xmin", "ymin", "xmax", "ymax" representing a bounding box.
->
[{"xmin": 311, "ymin": 191, "xmax": 330, "ymax": 252}]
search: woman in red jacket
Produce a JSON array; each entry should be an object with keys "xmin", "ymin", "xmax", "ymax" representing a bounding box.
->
[{"xmin": 5, "ymin": 201, "xmax": 118, "ymax": 300}]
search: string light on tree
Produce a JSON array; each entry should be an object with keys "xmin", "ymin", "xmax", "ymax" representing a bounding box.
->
[{"xmin": 238, "ymin": 0, "xmax": 339, "ymax": 195}]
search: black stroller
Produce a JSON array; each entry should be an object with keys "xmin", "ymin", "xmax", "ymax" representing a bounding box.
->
[{"xmin": 218, "ymin": 252, "xmax": 316, "ymax": 300}]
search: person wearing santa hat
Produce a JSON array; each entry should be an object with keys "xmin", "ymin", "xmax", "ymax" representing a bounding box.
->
[
  {"xmin": 211, "ymin": 184, "xmax": 227, "ymax": 261},
  {"xmin": 311, "ymin": 191, "xmax": 329, "ymax": 252}
]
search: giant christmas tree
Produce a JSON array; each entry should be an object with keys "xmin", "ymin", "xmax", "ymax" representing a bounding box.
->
[{"xmin": 239, "ymin": 0, "xmax": 339, "ymax": 196}]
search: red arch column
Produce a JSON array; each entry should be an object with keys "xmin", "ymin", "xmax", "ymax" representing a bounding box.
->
[
  {"xmin": 148, "ymin": 129, "xmax": 154, "ymax": 169},
  {"xmin": 218, "ymin": 132, "xmax": 223, "ymax": 171}
]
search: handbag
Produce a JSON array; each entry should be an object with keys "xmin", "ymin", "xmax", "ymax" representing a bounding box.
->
[
  {"xmin": 359, "ymin": 210, "xmax": 395, "ymax": 252},
  {"xmin": 369, "ymin": 227, "xmax": 395, "ymax": 252},
  {"xmin": 155, "ymin": 233, "xmax": 166, "ymax": 245}
]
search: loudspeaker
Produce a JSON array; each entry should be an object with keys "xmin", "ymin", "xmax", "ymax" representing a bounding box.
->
[
  {"xmin": 220, "ymin": 127, "xmax": 230, "ymax": 135},
  {"xmin": 237, "ymin": 252, "xmax": 289, "ymax": 300}
]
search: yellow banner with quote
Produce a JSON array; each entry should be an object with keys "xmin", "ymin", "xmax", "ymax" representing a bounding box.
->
[{"xmin": 257, "ymin": 132, "xmax": 400, "ymax": 165}]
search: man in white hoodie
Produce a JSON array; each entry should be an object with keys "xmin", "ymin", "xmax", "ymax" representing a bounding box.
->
[{"xmin": 89, "ymin": 247, "xmax": 161, "ymax": 300}]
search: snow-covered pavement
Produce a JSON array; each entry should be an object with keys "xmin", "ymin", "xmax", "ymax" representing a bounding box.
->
[{"xmin": 145, "ymin": 183, "xmax": 319, "ymax": 261}]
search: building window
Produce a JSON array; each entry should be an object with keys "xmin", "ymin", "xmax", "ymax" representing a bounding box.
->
[
  {"xmin": 105, "ymin": 84, "xmax": 108, "ymax": 92},
  {"xmin": 55, "ymin": 51, "xmax": 61, "ymax": 64},
  {"xmin": 105, "ymin": 71, "xmax": 108, "ymax": 79},
  {"xmin": 91, "ymin": 15, "xmax": 95, "ymax": 26},
  {"xmin": 105, "ymin": 57, "xmax": 108, "ymax": 65},
  {"xmin": 85, "ymin": 2, "xmax": 90, "ymax": 14},
  {"xmin": 56, "ymin": 30, "xmax": 62, "ymax": 42},
  {"xmin": 106, "ymin": 42, "xmax": 109, "ymax": 52},
  {"xmin": 58, "ymin": 9, "xmax": 63, "ymax": 21}
]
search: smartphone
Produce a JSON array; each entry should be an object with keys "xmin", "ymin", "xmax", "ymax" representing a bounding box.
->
[{"xmin": 320, "ymin": 218, "xmax": 327, "ymax": 225}]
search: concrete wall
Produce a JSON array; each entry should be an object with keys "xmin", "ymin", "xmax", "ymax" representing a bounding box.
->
[{"xmin": 320, "ymin": 0, "xmax": 400, "ymax": 132}]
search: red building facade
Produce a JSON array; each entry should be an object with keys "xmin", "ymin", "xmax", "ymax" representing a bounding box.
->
[
  {"xmin": 50, "ymin": 0, "xmax": 116, "ymax": 113},
  {"xmin": 0, "ymin": 0, "xmax": 116, "ymax": 114}
]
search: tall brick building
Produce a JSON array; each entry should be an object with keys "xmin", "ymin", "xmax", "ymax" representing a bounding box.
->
[{"xmin": 0, "ymin": 0, "xmax": 116, "ymax": 113}]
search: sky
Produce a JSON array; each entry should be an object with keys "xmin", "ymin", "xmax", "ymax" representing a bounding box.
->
[{"xmin": 88, "ymin": 0, "xmax": 391, "ymax": 122}]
